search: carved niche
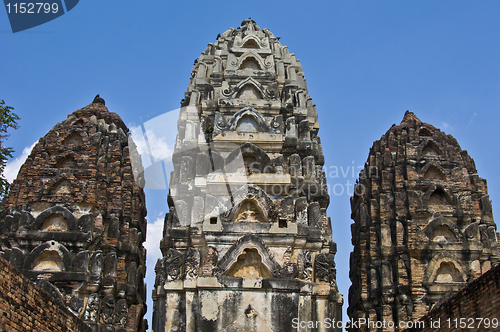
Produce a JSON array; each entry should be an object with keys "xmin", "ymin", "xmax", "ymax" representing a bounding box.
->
[
  {"xmin": 234, "ymin": 199, "xmax": 266, "ymax": 223},
  {"xmin": 226, "ymin": 248, "xmax": 272, "ymax": 278}
]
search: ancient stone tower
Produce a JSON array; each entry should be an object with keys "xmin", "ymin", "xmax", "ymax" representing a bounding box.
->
[
  {"xmin": 0, "ymin": 99, "xmax": 148, "ymax": 331},
  {"xmin": 152, "ymin": 19, "xmax": 342, "ymax": 331},
  {"xmin": 348, "ymin": 111, "xmax": 500, "ymax": 330}
]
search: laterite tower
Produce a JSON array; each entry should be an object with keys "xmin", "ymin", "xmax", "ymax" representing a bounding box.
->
[
  {"xmin": 348, "ymin": 111, "xmax": 500, "ymax": 330},
  {"xmin": 0, "ymin": 99, "xmax": 148, "ymax": 331}
]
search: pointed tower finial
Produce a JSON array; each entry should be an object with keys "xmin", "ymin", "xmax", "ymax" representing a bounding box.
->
[
  {"xmin": 401, "ymin": 110, "xmax": 422, "ymax": 126},
  {"xmin": 92, "ymin": 94, "xmax": 105, "ymax": 105}
]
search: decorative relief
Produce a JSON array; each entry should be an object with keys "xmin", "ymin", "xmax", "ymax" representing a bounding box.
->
[
  {"xmin": 83, "ymin": 293, "xmax": 99, "ymax": 323},
  {"xmin": 184, "ymin": 247, "xmax": 200, "ymax": 279},
  {"xmin": 279, "ymin": 247, "xmax": 298, "ymax": 279},
  {"xmin": 298, "ymin": 250, "xmax": 312, "ymax": 281},
  {"xmin": 164, "ymin": 248, "xmax": 184, "ymax": 281},
  {"xmin": 315, "ymin": 253, "xmax": 330, "ymax": 283},
  {"xmin": 99, "ymin": 294, "xmax": 115, "ymax": 325},
  {"xmin": 314, "ymin": 253, "xmax": 336, "ymax": 286},
  {"xmin": 113, "ymin": 299, "xmax": 128, "ymax": 327}
]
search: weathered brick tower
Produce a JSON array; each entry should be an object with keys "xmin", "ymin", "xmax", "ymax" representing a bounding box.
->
[
  {"xmin": 0, "ymin": 98, "xmax": 148, "ymax": 331},
  {"xmin": 348, "ymin": 111, "xmax": 500, "ymax": 330},
  {"xmin": 152, "ymin": 19, "xmax": 342, "ymax": 331}
]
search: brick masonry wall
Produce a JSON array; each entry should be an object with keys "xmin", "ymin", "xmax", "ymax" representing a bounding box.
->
[
  {"xmin": 0, "ymin": 256, "xmax": 92, "ymax": 332},
  {"xmin": 405, "ymin": 262, "xmax": 500, "ymax": 332}
]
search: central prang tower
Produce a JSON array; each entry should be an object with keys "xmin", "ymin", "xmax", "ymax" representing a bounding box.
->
[{"xmin": 152, "ymin": 19, "xmax": 342, "ymax": 332}]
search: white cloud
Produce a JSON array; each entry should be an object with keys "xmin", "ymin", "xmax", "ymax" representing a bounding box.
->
[
  {"xmin": 144, "ymin": 129, "xmax": 173, "ymax": 162},
  {"xmin": 468, "ymin": 112, "xmax": 478, "ymax": 126},
  {"xmin": 3, "ymin": 142, "xmax": 37, "ymax": 183},
  {"xmin": 441, "ymin": 122, "xmax": 452, "ymax": 130},
  {"xmin": 144, "ymin": 215, "xmax": 165, "ymax": 264},
  {"xmin": 130, "ymin": 127, "xmax": 173, "ymax": 165}
]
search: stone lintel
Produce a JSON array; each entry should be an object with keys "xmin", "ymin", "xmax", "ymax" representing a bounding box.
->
[{"xmin": 211, "ymin": 132, "xmax": 284, "ymax": 152}]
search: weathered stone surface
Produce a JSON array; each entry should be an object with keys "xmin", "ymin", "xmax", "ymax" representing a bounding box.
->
[
  {"xmin": 403, "ymin": 262, "xmax": 500, "ymax": 332},
  {"xmin": 152, "ymin": 19, "xmax": 342, "ymax": 332},
  {"xmin": 348, "ymin": 111, "xmax": 500, "ymax": 331},
  {"xmin": 0, "ymin": 100, "xmax": 148, "ymax": 331}
]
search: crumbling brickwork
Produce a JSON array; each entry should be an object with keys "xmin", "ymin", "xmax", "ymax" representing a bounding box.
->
[
  {"xmin": 349, "ymin": 111, "xmax": 500, "ymax": 331},
  {"xmin": 404, "ymin": 262, "xmax": 500, "ymax": 332},
  {"xmin": 152, "ymin": 19, "xmax": 342, "ymax": 332},
  {"xmin": 0, "ymin": 255, "xmax": 93, "ymax": 332},
  {"xmin": 0, "ymin": 99, "xmax": 148, "ymax": 331}
]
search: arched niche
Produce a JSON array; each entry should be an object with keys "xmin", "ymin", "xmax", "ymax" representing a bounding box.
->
[
  {"xmin": 226, "ymin": 142, "xmax": 272, "ymax": 173},
  {"xmin": 231, "ymin": 77, "xmax": 268, "ymax": 100},
  {"xmin": 422, "ymin": 141, "xmax": 442, "ymax": 156},
  {"xmin": 225, "ymin": 248, "xmax": 272, "ymax": 278},
  {"xmin": 423, "ymin": 216, "xmax": 463, "ymax": 243},
  {"xmin": 196, "ymin": 62, "xmax": 208, "ymax": 79},
  {"xmin": 223, "ymin": 185, "xmax": 273, "ymax": 223},
  {"xmin": 71, "ymin": 119, "xmax": 85, "ymax": 128},
  {"xmin": 25, "ymin": 240, "xmax": 72, "ymax": 272},
  {"xmin": 32, "ymin": 250, "xmax": 63, "ymax": 271},
  {"xmin": 239, "ymin": 56, "xmax": 262, "ymax": 71},
  {"xmin": 428, "ymin": 188, "xmax": 453, "ymax": 206},
  {"xmin": 237, "ymin": 115, "xmax": 260, "ymax": 132},
  {"xmin": 236, "ymin": 84, "xmax": 262, "ymax": 101},
  {"xmin": 50, "ymin": 179, "xmax": 73, "ymax": 195},
  {"xmin": 419, "ymin": 128, "xmax": 433, "ymax": 137},
  {"xmin": 423, "ymin": 165, "xmax": 446, "ymax": 180},
  {"xmin": 434, "ymin": 262, "xmax": 464, "ymax": 283},
  {"xmin": 431, "ymin": 225, "xmax": 458, "ymax": 243},
  {"xmin": 234, "ymin": 199, "xmax": 267, "ymax": 223},
  {"xmin": 56, "ymin": 155, "xmax": 77, "ymax": 168},
  {"xmin": 236, "ymin": 51, "xmax": 268, "ymax": 71},
  {"xmin": 242, "ymin": 38, "xmax": 260, "ymax": 49},
  {"xmin": 227, "ymin": 107, "xmax": 274, "ymax": 133},
  {"xmin": 34, "ymin": 206, "xmax": 78, "ymax": 231},
  {"xmin": 425, "ymin": 254, "xmax": 468, "ymax": 284},
  {"xmin": 40, "ymin": 213, "xmax": 69, "ymax": 231},
  {"xmin": 216, "ymin": 234, "xmax": 281, "ymax": 278},
  {"xmin": 62, "ymin": 131, "xmax": 83, "ymax": 146}
]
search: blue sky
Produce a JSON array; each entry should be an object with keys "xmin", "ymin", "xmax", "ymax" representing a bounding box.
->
[{"xmin": 2, "ymin": 1, "xmax": 500, "ymax": 330}]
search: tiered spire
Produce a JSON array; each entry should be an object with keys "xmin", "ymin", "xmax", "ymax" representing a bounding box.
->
[
  {"xmin": 0, "ymin": 99, "xmax": 148, "ymax": 332},
  {"xmin": 349, "ymin": 111, "xmax": 499, "ymax": 330},
  {"xmin": 152, "ymin": 19, "xmax": 342, "ymax": 332}
]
